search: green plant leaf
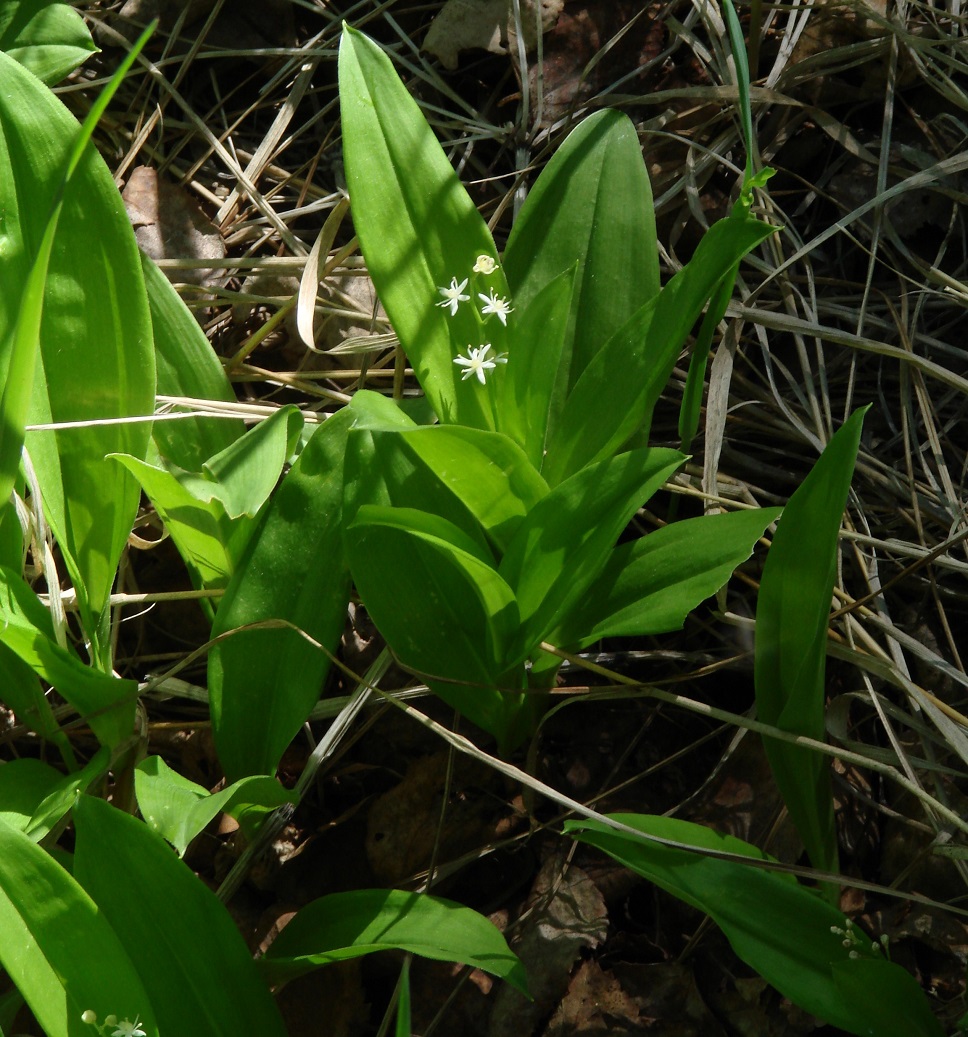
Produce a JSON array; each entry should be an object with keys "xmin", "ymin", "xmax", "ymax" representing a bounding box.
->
[
  {"xmin": 209, "ymin": 408, "xmax": 354, "ymax": 780},
  {"xmin": 754, "ymin": 407, "xmax": 868, "ymax": 877},
  {"xmin": 395, "ymin": 959, "xmax": 412, "ymax": 1037},
  {"xmin": 74, "ymin": 795, "xmax": 287, "ymax": 1037},
  {"xmin": 114, "ymin": 405, "xmax": 304, "ymax": 619},
  {"xmin": 24, "ymin": 746, "xmax": 110, "ymax": 841},
  {"xmin": 0, "ymin": 816, "xmax": 157, "ymax": 1037},
  {"xmin": 830, "ymin": 958, "xmax": 944, "ymax": 1037},
  {"xmin": 0, "ymin": 42, "xmax": 155, "ymax": 664},
  {"xmin": 0, "ymin": 758, "xmax": 63, "ymax": 832},
  {"xmin": 0, "ymin": 0, "xmax": 96, "ymax": 84},
  {"xmin": 502, "ymin": 110, "xmax": 659, "ymax": 398},
  {"xmin": 344, "ymin": 411, "xmax": 496, "ymax": 561},
  {"xmin": 553, "ymin": 507, "xmax": 781, "ymax": 647},
  {"xmin": 339, "ymin": 25, "xmax": 508, "ymax": 431},
  {"xmin": 0, "ymin": 565, "xmax": 136, "ymax": 747},
  {"xmin": 259, "ymin": 888, "xmax": 529, "ymax": 996},
  {"xmin": 391, "ymin": 426, "xmax": 548, "ymax": 553},
  {"xmin": 0, "ymin": 642, "xmax": 67, "ymax": 752},
  {"xmin": 565, "ymin": 814, "xmax": 940, "ymax": 1037},
  {"xmin": 110, "ymin": 452, "xmax": 241, "ymax": 601},
  {"xmin": 499, "ymin": 448, "xmax": 686, "ymax": 654},
  {"xmin": 198, "ymin": 404, "xmax": 302, "ymax": 519},
  {"xmin": 543, "ymin": 214, "xmax": 775, "ymax": 484},
  {"xmin": 493, "ymin": 265, "xmax": 577, "ymax": 466},
  {"xmin": 134, "ymin": 755, "xmax": 295, "ymax": 856},
  {"xmin": 142, "ymin": 252, "xmax": 244, "ymax": 471},
  {"xmin": 346, "ymin": 505, "xmax": 528, "ymax": 744},
  {"xmin": 0, "ymin": 988, "xmax": 24, "ymax": 1036}
]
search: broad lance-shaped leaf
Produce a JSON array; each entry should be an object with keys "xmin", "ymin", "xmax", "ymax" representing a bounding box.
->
[
  {"xmin": 343, "ymin": 395, "xmax": 495, "ymax": 561},
  {"xmin": 259, "ymin": 889, "xmax": 529, "ymax": 996},
  {"xmin": 346, "ymin": 505, "xmax": 530, "ymax": 748},
  {"xmin": 113, "ymin": 405, "xmax": 303, "ymax": 618},
  {"xmin": 209, "ymin": 408, "xmax": 354, "ymax": 780},
  {"xmin": 74, "ymin": 796, "xmax": 287, "ymax": 1037},
  {"xmin": 552, "ymin": 507, "xmax": 782, "ymax": 647},
  {"xmin": 499, "ymin": 447, "xmax": 686, "ymax": 657},
  {"xmin": 503, "ymin": 110, "xmax": 659, "ymax": 398},
  {"xmin": 339, "ymin": 25, "xmax": 510, "ymax": 432},
  {"xmin": 565, "ymin": 814, "xmax": 942, "ymax": 1037},
  {"xmin": 142, "ymin": 252, "xmax": 244, "ymax": 472},
  {"xmin": 543, "ymin": 213, "xmax": 775, "ymax": 485},
  {"xmin": 494, "ymin": 265, "xmax": 577, "ymax": 467},
  {"xmin": 377, "ymin": 425, "xmax": 549, "ymax": 554},
  {"xmin": 0, "ymin": 47, "xmax": 155, "ymax": 666},
  {"xmin": 755, "ymin": 407, "xmax": 868, "ymax": 878},
  {"xmin": 0, "ymin": 0, "xmax": 96, "ymax": 85},
  {"xmin": 0, "ymin": 816, "xmax": 157, "ymax": 1037}
]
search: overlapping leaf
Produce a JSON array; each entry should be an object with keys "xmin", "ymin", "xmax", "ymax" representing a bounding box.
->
[
  {"xmin": 0, "ymin": 45, "xmax": 155, "ymax": 665},
  {"xmin": 553, "ymin": 507, "xmax": 781, "ymax": 647},
  {"xmin": 0, "ymin": 817, "xmax": 157, "ymax": 1037},
  {"xmin": 74, "ymin": 796, "xmax": 287, "ymax": 1037},
  {"xmin": 209, "ymin": 408, "xmax": 354, "ymax": 780}
]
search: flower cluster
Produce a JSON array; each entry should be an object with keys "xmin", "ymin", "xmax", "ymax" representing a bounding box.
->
[
  {"xmin": 436, "ymin": 256, "xmax": 513, "ymax": 386},
  {"xmin": 81, "ymin": 1011, "xmax": 147, "ymax": 1037},
  {"xmin": 829, "ymin": 920, "xmax": 889, "ymax": 961}
]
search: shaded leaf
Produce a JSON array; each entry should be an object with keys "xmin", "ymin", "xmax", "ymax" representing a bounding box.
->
[
  {"xmin": 755, "ymin": 408, "xmax": 868, "ymax": 876},
  {"xmin": 0, "ymin": 565, "xmax": 135, "ymax": 747},
  {"xmin": 0, "ymin": 816, "xmax": 156, "ymax": 1037},
  {"xmin": 259, "ymin": 888, "xmax": 529, "ymax": 996},
  {"xmin": 142, "ymin": 252, "xmax": 243, "ymax": 471},
  {"xmin": 494, "ymin": 265, "xmax": 576, "ymax": 466},
  {"xmin": 565, "ymin": 813, "xmax": 940, "ymax": 1037},
  {"xmin": 346, "ymin": 505, "xmax": 528, "ymax": 745},
  {"xmin": 499, "ymin": 448, "xmax": 685, "ymax": 653},
  {"xmin": 74, "ymin": 796, "xmax": 287, "ymax": 1037},
  {"xmin": 543, "ymin": 215, "xmax": 775, "ymax": 484}
]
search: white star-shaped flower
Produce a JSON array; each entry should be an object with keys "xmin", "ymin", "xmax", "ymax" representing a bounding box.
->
[
  {"xmin": 453, "ymin": 343, "xmax": 508, "ymax": 385},
  {"xmin": 111, "ymin": 1018, "xmax": 146, "ymax": 1037},
  {"xmin": 436, "ymin": 276, "xmax": 470, "ymax": 316},
  {"xmin": 478, "ymin": 289, "xmax": 513, "ymax": 326},
  {"xmin": 472, "ymin": 255, "xmax": 498, "ymax": 275}
]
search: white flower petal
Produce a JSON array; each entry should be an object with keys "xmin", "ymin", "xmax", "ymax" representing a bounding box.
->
[{"xmin": 436, "ymin": 276, "xmax": 470, "ymax": 316}]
